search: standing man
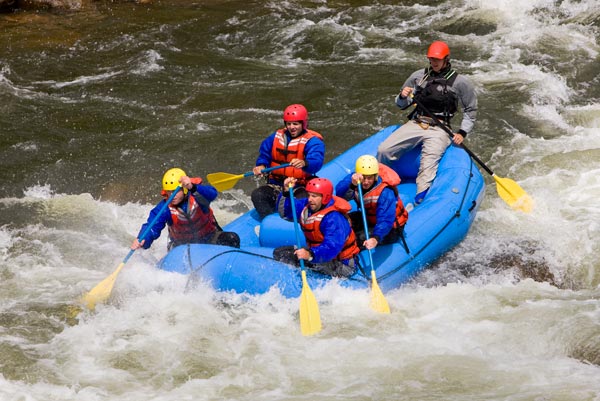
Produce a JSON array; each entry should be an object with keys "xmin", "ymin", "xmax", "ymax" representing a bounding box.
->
[{"xmin": 377, "ymin": 40, "xmax": 477, "ymax": 204}]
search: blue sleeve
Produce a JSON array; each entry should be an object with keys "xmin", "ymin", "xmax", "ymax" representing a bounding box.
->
[
  {"xmin": 303, "ymin": 136, "xmax": 325, "ymax": 174},
  {"xmin": 196, "ymin": 183, "xmax": 217, "ymax": 202},
  {"xmin": 280, "ymin": 195, "xmax": 307, "ymax": 221},
  {"xmin": 335, "ymin": 173, "xmax": 354, "ymax": 200},
  {"xmin": 255, "ymin": 132, "xmax": 276, "ymax": 167},
  {"xmin": 136, "ymin": 200, "xmax": 171, "ymax": 249},
  {"xmin": 372, "ymin": 187, "xmax": 397, "ymax": 240},
  {"xmin": 311, "ymin": 212, "xmax": 351, "ymax": 263},
  {"xmin": 192, "ymin": 183, "xmax": 218, "ymax": 213}
]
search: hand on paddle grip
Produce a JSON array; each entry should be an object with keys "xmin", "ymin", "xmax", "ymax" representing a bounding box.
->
[
  {"xmin": 363, "ymin": 237, "xmax": 378, "ymax": 250},
  {"xmin": 252, "ymin": 165, "xmax": 267, "ymax": 176},
  {"xmin": 294, "ymin": 247, "xmax": 312, "ymax": 261},
  {"xmin": 284, "ymin": 177, "xmax": 297, "ymax": 190},
  {"xmin": 130, "ymin": 239, "xmax": 146, "ymax": 250},
  {"xmin": 351, "ymin": 173, "xmax": 363, "ymax": 186},
  {"xmin": 289, "ymin": 158, "xmax": 305, "ymax": 169}
]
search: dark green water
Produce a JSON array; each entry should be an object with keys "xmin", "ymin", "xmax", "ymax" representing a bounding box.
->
[{"xmin": 4, "ymin": 0, "xmax": 573, "ymax": 203}]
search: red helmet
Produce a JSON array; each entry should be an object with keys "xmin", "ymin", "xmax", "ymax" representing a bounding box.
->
[
  {"xmin": 283, "ymin": 104, "xmax": 308, "ymax": 130},
  {"xmin": 305, "ymin": 177, "xmax": 333, "ymax": 204},
  {"xmin": 427, "ymin": 41, "xmax": 450, "ymax": 59}
]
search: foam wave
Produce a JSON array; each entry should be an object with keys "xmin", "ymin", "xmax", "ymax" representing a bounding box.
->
[{"xmin": 130, "ymin": 49, "xmax": 164, "ymax": 75}]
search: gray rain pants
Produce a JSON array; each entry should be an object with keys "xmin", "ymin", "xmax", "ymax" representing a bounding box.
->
[{"xmin": 377, "ymin": 120, "xmax": 452, "ymax": 194}]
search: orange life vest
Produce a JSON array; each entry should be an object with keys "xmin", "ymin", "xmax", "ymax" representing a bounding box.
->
[
  {"xmin": 300, "ymin": 196, "xmax": 360, "ymax": 261},
  {"xmin": 168, "ymin": 179, "xmax": 217, "ymax": 242},
  {"xmin": 269, "ymin": 128, "xmax": 323, "ymax": 184},
  {"xmin": 355, "ymin": 164, "xmax": 408, "ymax": 229}
]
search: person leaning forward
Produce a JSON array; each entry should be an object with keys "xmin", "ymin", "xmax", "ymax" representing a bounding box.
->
[
  {"xmin": 131, "ymin": 168, "xmax": 240, "ymax": 251},
  {"xmin": 251, "ymin": 104, "xmax": 325, "ymax": 219},
  {"xmin": 377, "ymin": 40, "xmax": 477, "ymax": 205},
  {"xmin": 336, "ymin": 155, "xmax": 409, "ymax": 251},
  {"xmin": 273, "ymin": 177, "xmax": 360, "ymax": 278}
]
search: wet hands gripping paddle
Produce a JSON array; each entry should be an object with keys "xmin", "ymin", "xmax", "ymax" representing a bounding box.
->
[{"xmin": 81, "ymin": 187, "xmax": 182, "ymax": 310}]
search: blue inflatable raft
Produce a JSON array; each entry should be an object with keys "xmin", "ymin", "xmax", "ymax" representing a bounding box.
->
[{"xmin": 158, "ymin": 124, "xmax": 486, "ymax": 297}]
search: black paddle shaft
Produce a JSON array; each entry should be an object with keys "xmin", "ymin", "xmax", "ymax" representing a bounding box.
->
[{"xmin": 410, "ymin": 96, "xmax": 495, "ymax": 177}]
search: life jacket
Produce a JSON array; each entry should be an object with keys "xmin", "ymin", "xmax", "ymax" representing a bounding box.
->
[
  {"xmin": 354, "ymin": 164, "xmax": 408, "ymax": 229},
  {"xmin": 167, "ymin": 178, "xmax": 217, "ymax": 242},
  {"xmin": 269, "ymin": 128, "xmax": 323, "ymax": 185},
  {"xmin": 300, "ymin": 196, "xmax": 360, "ymax": 261},
  {"xmin": 412, "ymin": 66, "xmax": 459, "ymax": 123}
]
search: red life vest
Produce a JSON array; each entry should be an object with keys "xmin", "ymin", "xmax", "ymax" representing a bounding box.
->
[
  {"xmin": 167, "ymin": 178, "xmax": 217, "ymax": 242},
  {"xmin": 269, "ymin": 128, "xmax": 323, "ymax": 184},
  {"xmin": 354, "ymin": 164, "xmax": 409, "ymax": 229},
  {"xmin": 300, "ymin": 196, "xmax": 360, "ymax": 261}
]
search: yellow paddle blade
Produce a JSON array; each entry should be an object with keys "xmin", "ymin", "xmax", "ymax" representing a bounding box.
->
[
  {"xmin": 81, "ymin": 262, "xmax": 125, "ymax": 310},
  {"xmin": 299, "ymin": 270, "xmax": 322, "ymax": 336},
  {"xmin": 369, "ymin": 270, "xmax": 390, "ymax": 314},
  {"xmin": 206, "ymin": 172, "xmax": 245, "ymax": 192},
  {"xmin": 493, "ymin": 175, "xmax": 534, "ymax": 213}
]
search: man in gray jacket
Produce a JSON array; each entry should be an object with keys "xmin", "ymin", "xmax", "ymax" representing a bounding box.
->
[{"xmin": 377, "ymin": 40, "xmax": 477, "ymax": 204}]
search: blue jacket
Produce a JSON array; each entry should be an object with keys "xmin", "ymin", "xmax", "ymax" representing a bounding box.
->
[
  {"xmin": 280, "ymin": 196, "xmax": 353, "ymax": 263},
  {"xmin": 336, "ymin": 174, "xmax": 397, "ymax": 241},
  {"xmin": 136, "ymin": 184, "xmax": 218, "ymax": 249},
  {"xmin": 255, "ymin": 129, "xmax": 325, "ymax": 184}
]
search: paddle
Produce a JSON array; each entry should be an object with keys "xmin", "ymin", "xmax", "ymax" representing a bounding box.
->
[
  {"xmin": 410, "ymin": 96, "xmax": 533, "ymax": 213},
  {"xmin": 288, "ymin": 183, "xmax": 322, "ymax": 336},
  {"xmin": 81, "ymin": 187, "xmax": 182, "ymax": 310},
  {"xmin": 207, "ymin": 163, "xmax": 291, "ymax": 192},
  {"xmin": 357, "ymin": 182, "xmax": 391, "ymax": 314}
]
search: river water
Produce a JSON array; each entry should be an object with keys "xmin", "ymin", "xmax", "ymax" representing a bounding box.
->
[{"xmin": 1, "ymin": 1, "xmax": 600, "ymax": 400}]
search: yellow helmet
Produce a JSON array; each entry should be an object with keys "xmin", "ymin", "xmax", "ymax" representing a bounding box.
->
[
  {"xmin": 162, "ymin": 168, "xmax": 186, "ymax": 192},
  {"xmin": 355, "ymin": 155, "xmax": 379, "ymax": 175}
]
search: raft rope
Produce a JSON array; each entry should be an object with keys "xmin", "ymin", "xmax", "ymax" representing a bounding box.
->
[
  {"xmin": 181, "ymin": 157, "xmax": 477, "ymax": 290},
  {"xmin": 377, "ymin": 156, "xmax": 477, "ymax": 282},
  {"xmin": 183, "ymin": 247, "xmax": 275, "ymax": 290},
  {"xmin": 183, "ymin": 246, "xmax": 365, "ymax": 291}
]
